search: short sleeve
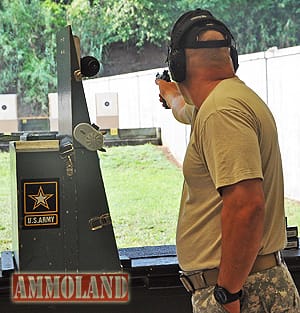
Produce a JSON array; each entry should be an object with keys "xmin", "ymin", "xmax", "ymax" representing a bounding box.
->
[{"xmin": 200, "ymin": 109, "xmax": 263, "ymax": 190}]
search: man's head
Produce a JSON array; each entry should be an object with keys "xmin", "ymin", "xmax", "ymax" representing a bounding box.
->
[{"xmin": 167, "ymin": 8, "xmax": 238, "ymax": 82}]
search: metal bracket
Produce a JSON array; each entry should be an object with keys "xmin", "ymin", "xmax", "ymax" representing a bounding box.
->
[
  {"xmin": 59, "ymin": 139, "xmax": 74, "ymax": 177},
  {"xmin": 73, "ymin": 123, "xmax": 104, "ymax": 151},
  {"xmin": 89, "ymin": 213, "xmax": 112, "ymax": 231},
  {"xmin": 74, "ymin": 69, "xmax": 83, "ymax": 81}
]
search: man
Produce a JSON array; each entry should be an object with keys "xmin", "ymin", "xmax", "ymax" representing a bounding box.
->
[{"xmin": 156, "ymin": 9, "xmax": 300, "ymax": 313}]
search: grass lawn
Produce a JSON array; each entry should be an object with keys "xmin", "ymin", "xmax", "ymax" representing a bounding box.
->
[
  {"xmin": 100, "ymin": 145, "xmax": 183, "ymax": 248},
  {"xmin": 0, "ymin": 151, "xmax": 11, "ymax": 252},
  {"xmin": 0, "ymin": 144, "xmax": 300, "ymax": 252},
  {"xmin": 285, "ymin": 198, "xmax": 300, "ymax": 228},
  {"xmin": 0, "ymin": 144, "xmax": 183, "ymax": 251}
]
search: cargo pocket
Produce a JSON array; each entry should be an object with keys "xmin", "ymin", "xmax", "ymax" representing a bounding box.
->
[{"xmin": 192, "ymin": 287, "xmax": 228, "ymax": 313}]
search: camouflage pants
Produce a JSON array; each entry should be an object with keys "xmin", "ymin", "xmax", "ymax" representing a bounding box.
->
[{"xmin": 192, "ymin": 264, "xmax": 300, "ymax": 313}]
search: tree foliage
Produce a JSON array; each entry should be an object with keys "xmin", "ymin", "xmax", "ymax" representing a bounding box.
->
[
  {"xmin": 0, "ymin": 0, "xmax": 299, "ymax": 116},
  {"xmin": 0, "ymin": 0, "xmax": 66, "ymax": 115},
  {"xmin": 204, "ymin": 0, "xmax": 300, "ymax": 53}
]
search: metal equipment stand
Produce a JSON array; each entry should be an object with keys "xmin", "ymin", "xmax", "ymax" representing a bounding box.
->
[{"xmin": 9, "ymin": 26, "xmax": 121, "ymax": 273}]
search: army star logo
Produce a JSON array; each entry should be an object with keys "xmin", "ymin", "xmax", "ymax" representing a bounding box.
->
[
  {"xmin": 22, "ymin": 179, "xmax": 59, "ymax": 228},
  {"xmin": 28, "ymin": 186, "xmax": 54, "ymax": 210}
]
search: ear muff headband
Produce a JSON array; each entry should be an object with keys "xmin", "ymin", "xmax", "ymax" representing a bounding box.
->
[
  {"xmin": 168, "ymin": 9, "xmax": 239, "ymax": 82},
  {"xmin": 170, "ymin": 9, "xmax": 214, "ymax": 46}
]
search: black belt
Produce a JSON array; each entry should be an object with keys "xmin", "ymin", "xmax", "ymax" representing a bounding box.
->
[{"xmin": 180, "ymin": 251, "xmax": 283, "ymax": 293}]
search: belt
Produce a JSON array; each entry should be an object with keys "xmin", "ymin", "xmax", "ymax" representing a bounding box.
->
[{"xmin": 180, "ymin": 251, "xmax": 283, "ymax": 293}]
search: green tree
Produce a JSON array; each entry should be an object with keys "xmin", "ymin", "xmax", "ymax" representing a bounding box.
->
[
  {"xmin": 0, "ymin": 0, "xmax": 66, "ymax": 116},
  {"xmin": 99, "ymin": 0, "xmax": 183, "ymax": 47},
  {"xmin": 66, "ymin": 0, "xmax": 186, "ymax": 70},
  {"xmin": 179, "ymin": 0, "xmax": 300, "ymax": 53},
  {"xmin": 0, "ymin": 0, "xmax": 299, "ymax": 117},
  {"xmin": 66, "ymin": 0, "xmax": 106, "ymax": 73}
]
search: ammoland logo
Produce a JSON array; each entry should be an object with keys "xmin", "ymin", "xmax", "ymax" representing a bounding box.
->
[
  {"xmin": 23, "ymin": 179, "xmax": 59, "ymax": 228},
  {"xmin": 12, "ymin": 273, "xmax": 129, "ymax": 303}
]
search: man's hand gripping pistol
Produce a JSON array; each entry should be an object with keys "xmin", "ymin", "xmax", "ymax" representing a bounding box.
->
[{"xmin": 156, "ymin": 70, "xmax": 171, "ymax": 109}]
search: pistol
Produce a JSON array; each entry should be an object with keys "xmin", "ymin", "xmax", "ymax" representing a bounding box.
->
[{"xmin": 156, "ymin": 70, "xmax": 171, "ymax": 109}]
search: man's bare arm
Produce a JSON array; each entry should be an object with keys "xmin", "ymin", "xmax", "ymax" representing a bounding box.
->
[
  {"xmin": 155, "ymin": 79, "xmax": 192, "ymax": 124},
  {"xmin": 218, "ymin": 178, "xmax": 265, "ymax": 312}
]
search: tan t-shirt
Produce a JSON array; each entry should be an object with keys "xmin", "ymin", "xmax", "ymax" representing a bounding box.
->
[{"xmin": 176, "ymin": 76, "xmax": 286, "ymax": 271}]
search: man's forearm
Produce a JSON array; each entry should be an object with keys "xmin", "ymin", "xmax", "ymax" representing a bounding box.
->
[
  {"xmin": 170, "ymin": 96, "xmax": 193, "ymax": 124},
  {"xmin": 217, "ymin": 203, "xmax": 264, "ymax": 293}
]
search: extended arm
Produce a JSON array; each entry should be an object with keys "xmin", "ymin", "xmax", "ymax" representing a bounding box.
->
[{"xmin": 155, "ymin": 79, "xmax": 192, "ymax": 124}]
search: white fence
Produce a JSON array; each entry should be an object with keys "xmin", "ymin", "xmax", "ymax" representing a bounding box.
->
[
  {"xmin": 82, "ymin": 46, "xmax": 300, "ymax": 201},
  {"xmin": 1, "ymin": 46, "xmax": 298, "ymax": 201}
]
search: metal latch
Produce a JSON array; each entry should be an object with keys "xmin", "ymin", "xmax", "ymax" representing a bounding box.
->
[
  {"xmin": 89, "ymin": 213, "xmax": 112, "ymax": 231},
  {"xmin": 59, "ymin": 139, "xmax": 74, "ymax": 177}
]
